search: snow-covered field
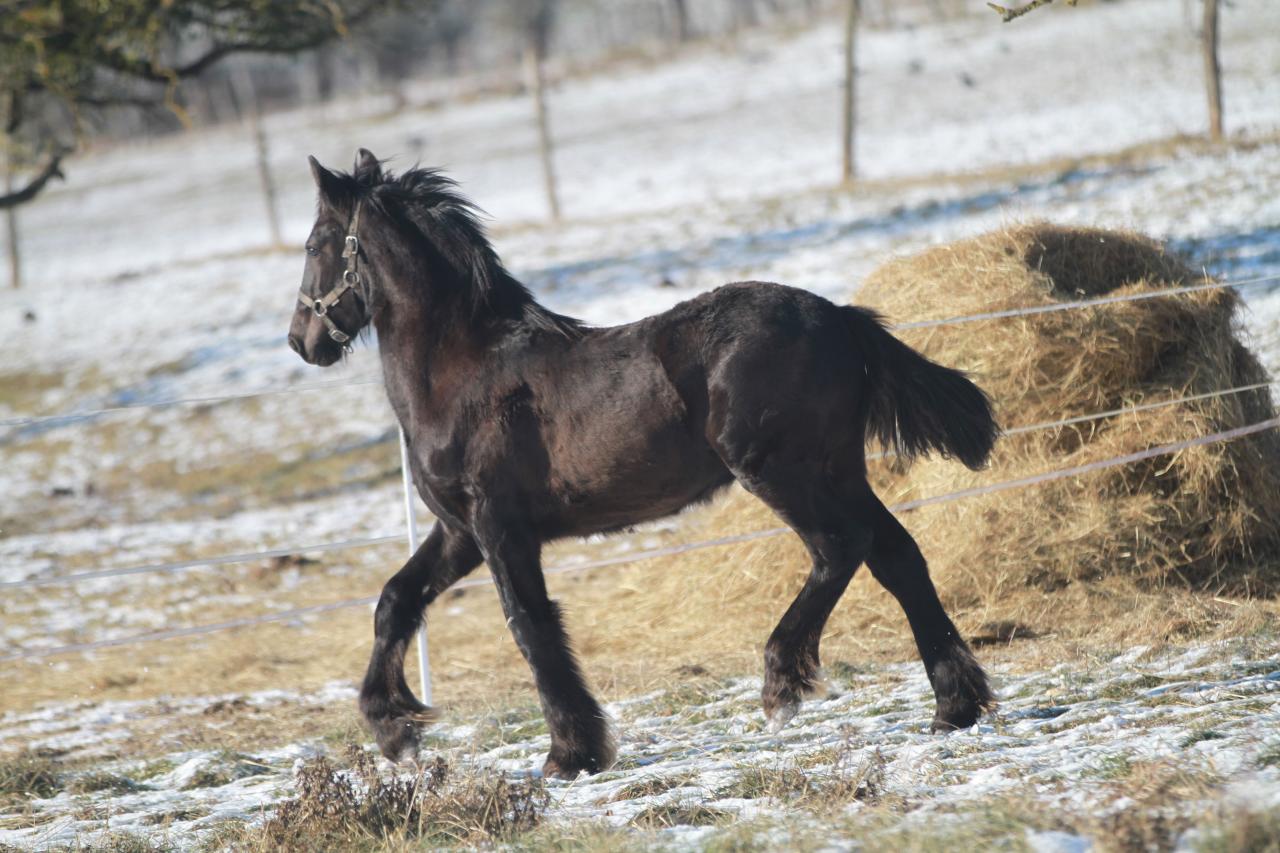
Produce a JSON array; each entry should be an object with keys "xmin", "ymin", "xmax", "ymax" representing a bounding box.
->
[
  {"xmin": 3, "ymin": 638, "xmax": 1279, "ymax": 849},
  {"xmin": 2, "ymin": 0, "xmax": 1280, "ymax": 848}
]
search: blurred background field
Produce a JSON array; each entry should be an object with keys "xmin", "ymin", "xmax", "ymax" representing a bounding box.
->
[{"xmin": 2, "ymin": 1, "xmax": 1280, "ymax": 849}]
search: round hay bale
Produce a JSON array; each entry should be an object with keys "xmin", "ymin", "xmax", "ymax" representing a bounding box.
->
[
  {"xmin": 614, "ymin": 224, "xmax": 1280, "ymax": 665},
  {"xmin": 857, "ymin": 222, "xmax": 1280, "ymax": 595}
]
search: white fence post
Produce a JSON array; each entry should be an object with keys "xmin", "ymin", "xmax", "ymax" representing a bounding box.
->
[{"xmin": 398, "ymin": 426, "xmax": 431, "ymax": 705}]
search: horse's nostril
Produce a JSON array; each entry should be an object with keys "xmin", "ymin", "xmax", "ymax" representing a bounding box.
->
[{"xmin": 288, "ymin": 335, "xmax": 304, "ymax": 356}]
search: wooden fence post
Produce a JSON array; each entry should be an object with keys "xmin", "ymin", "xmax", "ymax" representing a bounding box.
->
[
  {"xmin": 1202, "ymin": 0, "xmax": 1223, "ymax": 142},
  {"xmin": 840, "ymin": 0, "xmax": 859, "ymax": 184},
  {"xmin": 524, "ymin": 43, "xmax": 562, "ymax": 222},
  {"xmin": 232, "ymin": 66, "xmax": 284, "ymax": 246}
]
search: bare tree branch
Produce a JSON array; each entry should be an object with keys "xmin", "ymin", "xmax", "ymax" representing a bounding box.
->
[
  {"xmin": 23, "ymin": 0, "xmax": 389, "ymax": 85},
  {"xmin": 987, "ymin": 0, "xmax": 1077, "ymax": 23},
  {"xmin": 172, "ymin": 0, "xmax": 387, "ymax": 79},
  {"xmin": 1, "ymin": 0, "xmax": 396, "ymax": 208},
  {"xmin": 73, "ymin": 92, "xmax": 166, "ymax": 110},
  {"xmin": 0, "ymin": 150, "xmax": 68, "ymax": 210}
]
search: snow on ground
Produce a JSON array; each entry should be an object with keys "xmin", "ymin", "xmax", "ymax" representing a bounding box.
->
[
  {"xmin": 2, "ymin": 639, "xmax": 1278, "ymax": 850},
  {"xmin": 2, "ymin": 0, "xmax": 1280, "ymax": 847}
]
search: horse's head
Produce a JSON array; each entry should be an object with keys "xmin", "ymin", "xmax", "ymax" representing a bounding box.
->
[{"xmin": 288, "ymin": 150, "xmax": 383, "ymax": 366}]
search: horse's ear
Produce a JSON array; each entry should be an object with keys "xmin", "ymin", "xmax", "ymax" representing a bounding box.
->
[
  {"xmin": 354, "ymin": 148, "xmax": 383, "ymax": 185},
  {"xmin": 308, "ymin": 155, "xmax": 347, "ymax": 205}
]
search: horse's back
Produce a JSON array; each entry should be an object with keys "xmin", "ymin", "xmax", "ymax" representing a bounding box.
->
[{"xmin": 523, "ymin": 282, "xmax": 868, "ymax": 536}]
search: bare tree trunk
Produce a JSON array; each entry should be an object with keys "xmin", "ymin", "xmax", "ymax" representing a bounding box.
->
[
  {"xmin": 231, "ymin": 66, "xmax": 283, "ymax": 246},
  {"xmin": 4, "ymin": 153, "xmax": 19, "ymax": 290},
  {"xmin": 670, "ymin": 0, "xmax": 693, "ymax": 41},
  {"xmin": 840, "ymin": 0, "xmax": 859, "ymax": 184},
  {"xmin": 315, "ymin": 46, "xmax": 336, "ymax": 101},
  {"xmin": 1202, "ymin": 0, "xmax": 1223, "ymax": 142},
  {"xmin": 3, "ymin": 95, "xmax": 20, "ymax": 289},
  {"xmin": 299, "ymin": 46, "xmax": 335, "ymax": 103},
  {"xmin": 524, "ymin": 44, "xmax": 561, "ymax": 222}
]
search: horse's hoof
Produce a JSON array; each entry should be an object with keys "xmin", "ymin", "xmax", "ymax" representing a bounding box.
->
[
  {"xmin": 929, "ymin": 699, "xmax": 983, "ymax": 733},
  {"xmin": 360, "ymin": 690, "xmax": 438, "ymax": 761},
  {"xmin": 542, "ymin": 739, "xmax": 613, "ymax": 780},
  {"xmin": 541, "ymin": 756, "xmax": 587, "ymax": 781},
  {"xmin": 373, "ymin": 716, "xmax": 420, "ymax": 762},
  {"xmin": 765, "ymin": 701, "xmax": 798, "ymax": 734},
  {"xmin": 927, "ymin": 648, "xmax": 995, "ymax": 733}
]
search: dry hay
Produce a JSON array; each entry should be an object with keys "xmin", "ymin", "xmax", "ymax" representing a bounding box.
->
[
  {"xmin": 859, "ymin": 223, "xmax": 1280, "ymax": 594},
  {"xmin": 603, "ymin": 222, "xmax": 1280, "ymax": 667}
]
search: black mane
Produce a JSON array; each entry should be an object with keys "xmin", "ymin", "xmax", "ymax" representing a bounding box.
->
[{"xmin": 345, "ymin": 164, "xmax": 584, "ymax": 339}]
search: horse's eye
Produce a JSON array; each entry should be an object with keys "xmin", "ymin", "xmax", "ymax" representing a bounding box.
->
[{"xmin": 305, "ymin": 245, "xmax": 318, "ymax": 257}]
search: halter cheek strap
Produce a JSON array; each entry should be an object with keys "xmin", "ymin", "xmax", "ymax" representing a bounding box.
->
[{"xmin": 299, "ymin": 204, "xmax": 364, "ymax": 345}]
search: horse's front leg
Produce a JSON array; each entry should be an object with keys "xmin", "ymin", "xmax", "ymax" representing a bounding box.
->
[
  {"xmin": 472, "ymin": 511, "xmax": 615, "ymax": 779},
  {"xmin": 360, "ymin": 522, "xmax": 482, "ymax": 761}
]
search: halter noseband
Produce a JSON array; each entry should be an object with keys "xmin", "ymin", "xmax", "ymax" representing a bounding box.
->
[{"xmin": 299, "ymin": 204, "xmax": 364, "ymax": 345}]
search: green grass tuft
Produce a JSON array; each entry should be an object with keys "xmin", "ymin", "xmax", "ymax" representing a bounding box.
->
[
  {"xmin": 1180, "ymin": 729, "xmax": 1229, "ymax": 749},
  {"xmin": 0, "ymin": 751, "xmax": 62, "ymax": 801},
  {"xmin": 629, "ymin": 802, "xmax": 729, "ymax": 829}
]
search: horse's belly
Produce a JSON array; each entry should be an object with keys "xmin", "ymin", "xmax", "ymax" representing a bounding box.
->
[
  {"xmin": 539, "ymin": 375, "xmax": 729, "ymax": 536},
  {"xmin": 544, "ymin": 454, "xmax": 732, "ymax": 537}
]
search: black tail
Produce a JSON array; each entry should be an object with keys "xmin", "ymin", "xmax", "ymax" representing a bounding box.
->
[{"xmin": 843, "ymin": 306, "xmax": 998, "ymax": 470}]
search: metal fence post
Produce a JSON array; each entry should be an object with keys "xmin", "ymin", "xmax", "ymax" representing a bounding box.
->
[{"xmin": 398, "ymin": 426, "xmax": 431, "ymax": 705}]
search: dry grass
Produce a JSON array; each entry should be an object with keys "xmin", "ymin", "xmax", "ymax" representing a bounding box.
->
[
  {"xmin": 606, "ymin": 773, "xmax": 699, "ymax": 803},
  {"xmin": 230, "ymin": 746, "xmax": 546, "ymax": 851},
  {"xmin": 724, "ymin": 748, "xmax": 885, "ymax": 811},
  {"xmin": 1054, "ymin": 757, "xmax": 1221, "ymax": 853},
  {"xmin": 628, "ymin": 802, "xmax": 729, "ymax": 830},
  {"xmin": 1194, "ymin": 807, "xmax": 1280, "ymax": 853},
  {"xmin": 0, "ymin": 369, "xmax": 68, "ymax": 414}
]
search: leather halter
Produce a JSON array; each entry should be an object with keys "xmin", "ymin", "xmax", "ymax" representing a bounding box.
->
[{"xmin": 299, "ymin": 204, "xmax": 364, "ymax": 345}]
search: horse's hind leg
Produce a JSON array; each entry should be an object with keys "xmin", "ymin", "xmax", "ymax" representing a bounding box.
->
[
  {"xmin": 756, "ymin": 481, "xmax": 875, "ymax": 731},
  {"xmin": 712, "ymin": 434, "xmax": 990, "ymax": 732},
  {"xmin": 360, "ymin": 522, "xmax": 482, "ymax": 761},
  {"xmin": 760, "ymin": 504, "xmax": 873, "ymax": 732},
  {"xmin": 864, "ymin": 496, "xmax": 994, "ymax": 730},
  {"xmin": 711, "ymin": 435, "xmax": 873, "ymax": 730}
]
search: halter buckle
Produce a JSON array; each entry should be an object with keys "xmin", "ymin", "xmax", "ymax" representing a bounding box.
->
[
  {"xmin": 343, "ymin": 235, "xmax": 358, "ymax": 259},
  {"xmin": 343, "ymin": 269, "xmax": 360, "ymax": 286},
  {"xmin": 312, "ymin": 298, "xmax": 327, "ymax": 316},
  {"xmin": 328, "ymin": 327, "xmax": 351, "ymax": 344}
]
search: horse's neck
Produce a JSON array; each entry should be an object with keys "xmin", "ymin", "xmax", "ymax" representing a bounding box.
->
[
  {"xmin": 371, "ymin": 245, "xmax": 544, "ymax": 432},
  {"xmin": 375, "ymin": 295, "xmax": 494, "ymax": 434}
]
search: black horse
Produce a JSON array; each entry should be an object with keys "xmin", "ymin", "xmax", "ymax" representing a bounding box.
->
[{"xmin": 288, "ymin": 150, "xmax": 999, "ymax": 779}]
